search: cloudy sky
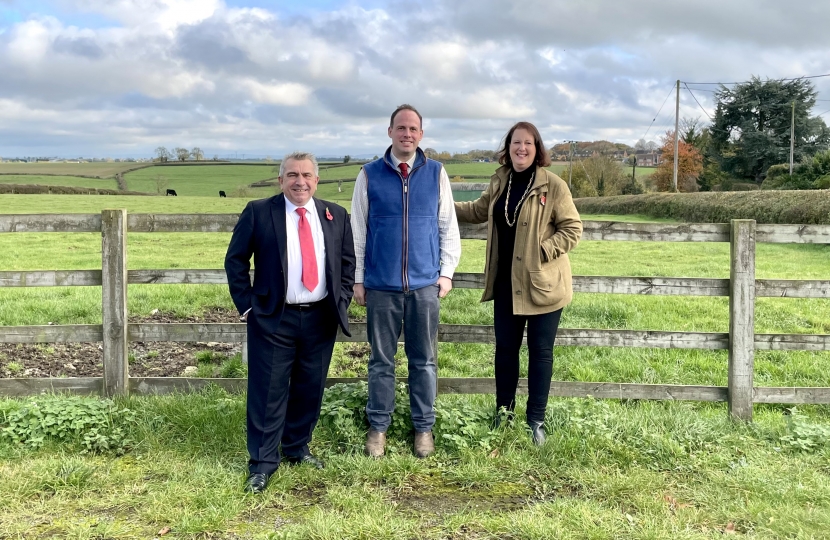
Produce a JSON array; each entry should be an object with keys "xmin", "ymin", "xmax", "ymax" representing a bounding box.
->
[{"xmin": 1, "ymin": 0, "xmax": 829, "ymax": 158}]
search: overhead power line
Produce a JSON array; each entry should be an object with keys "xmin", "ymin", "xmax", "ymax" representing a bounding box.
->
[
  {"xmin": 684, "ymin": 83, "xmax": 713, "ymax": 121},
  {"xmin": 640, "ymin": 84, "xmax": 676, "ymax": 141}
]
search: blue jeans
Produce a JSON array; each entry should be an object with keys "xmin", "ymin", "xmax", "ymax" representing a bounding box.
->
[{"xmin": 365, "ymin": 284, "xmax": 439, "ymax": 432}]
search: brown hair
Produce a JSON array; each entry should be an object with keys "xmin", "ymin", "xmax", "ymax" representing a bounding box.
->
[
  {"xmin": 390, "ymin": 104, "xmax": 423, "ymax": 129},
  {"xmin": 496, "ymin": 121, "xmax": 552, "ymax": 168}
]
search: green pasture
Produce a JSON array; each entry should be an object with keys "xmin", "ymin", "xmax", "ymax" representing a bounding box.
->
[
  {"xmin": 0, "ymin": 162, "xmax": 149, "ymax": 177},
  {"xmin": 0, "ymin": 175, "xmax": 119, "ymax": 190},
  {"xmin": 0, "ymin": 186, "xmax": 351, "ymax": 215},
  {"xmin": 1, "ymin": 198, "xmax": 829, "ymax": 538},
  {"xmin": 123, "ymin": 164, "xmax": 278, "ymax": 196}
]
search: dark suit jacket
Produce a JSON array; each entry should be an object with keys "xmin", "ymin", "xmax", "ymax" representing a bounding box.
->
[{"xmin": 224, "ymin": 194, "xmax": 355, "ymax": 337}]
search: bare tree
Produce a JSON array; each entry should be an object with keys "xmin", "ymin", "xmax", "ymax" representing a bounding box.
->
[
  {"xmin": 154, "ymin": 146, "xmax": 170, "ymax": 162},
  {"xmin": 191, "ymin": 147, "xmax": 204, "ymax": 161},
  {"xmin": 153, "ymin": 174, "xmax": 169, "ymax": 194},
  {"xmin": 174, "ymin": 147, "xmax": 190, "ymax": 162},
  {"xmin": 645, "ymin": 141, "xmax": 658, "ymax": 152}
]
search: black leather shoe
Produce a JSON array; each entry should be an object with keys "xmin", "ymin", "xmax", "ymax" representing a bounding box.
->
[
  {"xmin": 528, "ymin": 421, "xmax": 546, "ymax": 446},
  {"xmin": 244, "ymin": 472, "xmax": 269, "ymax": 493},
  {"xmin": 284, "ymin": 454, "xmax": 325, "ymax": 469}
]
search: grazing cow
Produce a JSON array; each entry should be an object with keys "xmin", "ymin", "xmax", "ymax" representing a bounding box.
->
[
  {"xmin": 219, "ymin": 190, "xmax": 227, "ymax": 197},
  {"xmin": 166, "ymin": 189, "xmax": 178, "ymax": 196}
]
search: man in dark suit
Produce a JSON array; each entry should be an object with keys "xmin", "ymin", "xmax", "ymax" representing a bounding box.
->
[{"xmin": 225, "ymin": 151, "xmax": 355, "ymax": 494}]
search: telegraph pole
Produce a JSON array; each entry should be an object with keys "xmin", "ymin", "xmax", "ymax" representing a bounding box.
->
[
  {"xmin": 567, "ymin": 140, "xmax": 576, "ymax": 190},
  {"xmin": 789, "ymin": 100, "xmax": 796, "ymax": 175},
  {"xmin": 672, "ymin": 79, "xmax": 680, "ymax": 192}
]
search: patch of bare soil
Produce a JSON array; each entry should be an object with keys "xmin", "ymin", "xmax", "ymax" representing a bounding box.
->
[{"xmin": 0, "ymin": 308, "xmax": 242, "ymax": 378}]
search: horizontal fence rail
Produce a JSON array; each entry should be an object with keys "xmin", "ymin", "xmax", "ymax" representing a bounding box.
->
[
  {"xmin": 1, "ymin": 211, "xmax": 829, "ymax": 420},
  {"xmin": 3, "ymin": 324, "xmax": 828, "ymax": 352},
  {"xmin": 3, "ymin": 270, "xmax": 830, "ymax": 299},
  {"xmin": 4, "ymin": 213, "xmax": 830, "ymax": 243}
]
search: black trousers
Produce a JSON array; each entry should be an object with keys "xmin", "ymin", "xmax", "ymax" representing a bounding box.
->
[
  {"xmin": 245, "ymin": 304, "xmax": 337, "ymax": 475},
  {"xmin": 493, "ymin": 283, "xmax": 563, "ymax": 424}
]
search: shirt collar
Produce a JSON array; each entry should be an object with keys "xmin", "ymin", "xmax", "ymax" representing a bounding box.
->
[
  {"xmin": 284, "ymin": 197, "xmax": 316, "ymax": 216},
  {"xmin": 389, "ymin": 152, "xmax": 416, "ymax": 169}
]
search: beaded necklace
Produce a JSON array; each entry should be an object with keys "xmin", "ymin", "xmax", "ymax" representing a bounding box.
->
[{"xmin": 504, "ymin": 171, "xmax": 535, "ymax": 227}]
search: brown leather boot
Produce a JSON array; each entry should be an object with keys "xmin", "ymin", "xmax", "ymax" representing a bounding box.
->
[
  {"xmin": 365, "ymin": 429, "xmax": 386, "ymax": 458},
  {"xmin": 413, "ymin": 431, "xmax": 435, "ymax": 458}
]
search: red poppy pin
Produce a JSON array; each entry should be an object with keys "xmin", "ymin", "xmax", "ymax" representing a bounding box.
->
[
  {"xmin": 325, "ymin": 207, "xmax": 333, "ymax": 221},
  {"xmin": 540, "ymin": 195, "xmax": 546, "ymax": 206}
]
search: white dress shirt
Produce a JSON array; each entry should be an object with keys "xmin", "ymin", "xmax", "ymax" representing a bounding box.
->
[
  {"xmin": 284, "ymin": 197, "xmax": 327, "ymax": 304},
  {"xmin": 350, "ymin": 152, "xmax": 461, "ymax": 283}
]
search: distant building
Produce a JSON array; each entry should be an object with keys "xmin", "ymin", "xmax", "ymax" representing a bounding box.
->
[{"xmin": 634, "ymin": 151, "xmax": 662, "ymax": 166}]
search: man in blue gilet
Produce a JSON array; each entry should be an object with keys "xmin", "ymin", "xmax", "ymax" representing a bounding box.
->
[{"xmin": 351, "ymin": 104, "xmax": 461, "ymax": 458}]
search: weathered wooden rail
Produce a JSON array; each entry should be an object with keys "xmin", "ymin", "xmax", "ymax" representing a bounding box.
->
[{"xmin": 1, "ymin": 211, "xmax": 829, "ymax": 420}]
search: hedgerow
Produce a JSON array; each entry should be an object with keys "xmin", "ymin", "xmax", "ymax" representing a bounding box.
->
[{"xmin": 575, "ymin": 190, "xmax": 830, "ymax": 224}]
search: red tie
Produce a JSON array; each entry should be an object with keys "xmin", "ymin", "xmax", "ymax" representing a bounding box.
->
[
  {"xmin": 296, "ymin": 208, "xmax": 318, "ymax": 292},
  {"xmin": 398, "ymin": 162, "xmax": 409, "ymax": 179}
]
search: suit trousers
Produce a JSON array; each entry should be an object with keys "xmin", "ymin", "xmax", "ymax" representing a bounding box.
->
[
  {"xmin": 246, "ymin": 303, "xmax": 337, "ymax": 475},
  {"xmin": 493, "ymin": 281, "xmax": 563, "ymax": 424}
]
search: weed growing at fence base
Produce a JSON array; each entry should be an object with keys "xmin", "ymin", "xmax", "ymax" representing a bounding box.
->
[{"xmin": 1, "ymin": 387, "xmax": 829, "ymax": 538}]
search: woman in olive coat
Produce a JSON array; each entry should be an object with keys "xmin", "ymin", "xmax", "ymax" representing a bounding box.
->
[{"xmin": 454, "ymin": 122, "xmax": 582, "ymax": 445}]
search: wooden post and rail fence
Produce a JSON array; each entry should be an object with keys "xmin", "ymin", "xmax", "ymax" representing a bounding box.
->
[{"xmin": 1, "ymin": 210, "xmax": 829, "ymax": 421}]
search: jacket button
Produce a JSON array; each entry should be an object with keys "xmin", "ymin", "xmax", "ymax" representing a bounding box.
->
[
  {"xmin": 523, "ymin": 222, "xmax": 528, "ymax": 226},
  {"xmin": 515, "ymin": 290, "xmax": 521, "ymax": 295},
  {"xmin": 516, "ymin": 256, "xmax": 522, "ymax": 261}
]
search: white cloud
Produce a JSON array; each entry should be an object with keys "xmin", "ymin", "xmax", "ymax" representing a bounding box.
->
[
  {"xmin": 241, "ymin": 79, "xmax": 311, "ymax": 106},
  {"xmin": 0, "ymin": 0, "xmax": 828, "ymax": 157}
]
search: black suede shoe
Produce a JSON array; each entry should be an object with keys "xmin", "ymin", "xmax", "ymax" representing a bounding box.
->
[
  {"xmin": 284, "ymin": 454, "xmax": 325, "ymax": 469},
  {"xmin": 244, "ymin": 472, "xmax": 269, "ymax": 494},
  {"xmin": 528, "ymin": 421, "xmax": 546, "ymax": 446}
]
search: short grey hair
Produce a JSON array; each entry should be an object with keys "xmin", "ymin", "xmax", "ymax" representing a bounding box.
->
[{"xmin": 279, "ymin": 152, "xmax": 319, "ymax": 177}]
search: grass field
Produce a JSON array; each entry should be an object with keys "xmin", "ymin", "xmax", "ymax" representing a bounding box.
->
[
  {"xmin": 124, "ymin": 165, "xmax": 279, "ymax": 196},
  {"xmin": 0, "ymin": 161, "xmax": 656, "ymax": 204},
  {"xmin": 0, "ymin": 175, "xmax": 119, "ymax": 189},
  {"xmin": 0, "ymin": 162, "xmax": 150, "ymax": 177},
  {"xmin": 0, "ymin": 196, "xmax": 828, "ymax": 538}
]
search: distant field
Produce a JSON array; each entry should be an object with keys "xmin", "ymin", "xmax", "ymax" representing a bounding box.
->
[
  {"xmin": 0, "ymin": 161, "xmax": 656, "ymax": 200},
  {"xmin": 0, "ymin": 175, "xmax": 118, "ymax": 189},
  {"xmin": 0, "ymin": 162, "xmax": 150, "ymax": 177},
  {"xmin": 0, "ymin": 183, "xmax": 352, "ymax": 214},
  {"xmin": 124, "ymin": 165, "xmax": 278, "ymax": 196}
]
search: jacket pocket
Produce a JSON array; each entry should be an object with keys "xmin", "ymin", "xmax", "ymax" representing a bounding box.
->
[{"xmin": 528, "ymin": 268, "xmax": 563, "ymax": 306}]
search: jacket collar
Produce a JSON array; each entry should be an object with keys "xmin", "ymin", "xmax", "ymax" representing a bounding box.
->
[
  {"xmin": 270, "ymin": 193, "xmax": 288, "ymax": 290},
  {"xmin": 494, "ymin": 164, "xmax": 548, "ymax": 193}
]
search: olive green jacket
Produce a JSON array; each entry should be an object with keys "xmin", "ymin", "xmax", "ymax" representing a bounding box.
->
[{"xmin": 454, "ymin": 165, "xmax": 582, "ymax": 315}]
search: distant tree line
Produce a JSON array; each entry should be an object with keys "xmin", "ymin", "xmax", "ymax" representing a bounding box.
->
[{"xmin": 154, "ymin": 146, "xmax": 209, "ymax": 162}]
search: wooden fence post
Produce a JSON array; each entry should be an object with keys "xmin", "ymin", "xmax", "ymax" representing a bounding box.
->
[
  {"xmin": 728, "ymin": 219, "xmax": 756, "ymax": 421},
  {"xmin": 102, "ymin": 209, "xmax": 129, "ymax": 397}
]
